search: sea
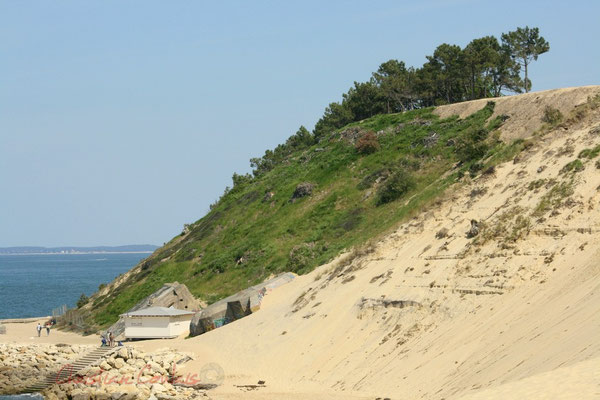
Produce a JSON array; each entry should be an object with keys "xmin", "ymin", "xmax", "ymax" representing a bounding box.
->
[
  {"xmin": 0, "ymin": 253, "xmax": 148, "ymax": 399},
  {"xmin": 0, "ymin": 253, "xmax": 149, "ymax": 320}
]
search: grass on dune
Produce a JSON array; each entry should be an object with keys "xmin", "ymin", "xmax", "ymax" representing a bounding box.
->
[{"xmin": 88, "ymin": 101, "xmax": 524, "ymax": 328}]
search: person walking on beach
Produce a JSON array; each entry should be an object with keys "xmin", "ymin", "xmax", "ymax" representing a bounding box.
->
[
  {"xmin": 109, "ymin": 331, "xmax": 114, "ymax": 347},
  {"xmin": 45, "ymin": 323, "xmax": 50, "ymax": 336},
  {"xmin": 36, "ymin": 323, "xmax": 42, "ymax": 337}
]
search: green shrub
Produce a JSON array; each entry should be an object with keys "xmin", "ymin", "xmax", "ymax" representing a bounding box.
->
[
  {"xmin": 533, "ymin": 181, "xmax": 575, "ymax": 217},
  {"xmin": 455, "ymin": 127, "xmax": 489, "ymax": 164},
  {"xmin": 287, "ymin": 243, "xmax": 319, "ymax": 274},
  {"xmin": 336, "ymin": 208, "xmax": 364, "ymax": 232},
  {"xmin": 541, "ymin": 106, "xmax": 563, "ymax": 126},
  {"xmin": 528, "ymin": 179, "xmax": 546, "ymax": 190},
  {"xmin": 578, "ymin": 145, "xmax": 600, "ymax": 159},
  {"xmin": 77, "ymin": 293, "xmax": 89, "ymax": 308},
  {"xmin": 357, "ymin": 168, "xmax": 388, "ymax": 190},
  {"xmin": 376, "ymin": 169, "xmax": 415, "ymax": 205},
  {"xmin": 560, "ymin": 159, "xmax": 584, "ymax": 174}
]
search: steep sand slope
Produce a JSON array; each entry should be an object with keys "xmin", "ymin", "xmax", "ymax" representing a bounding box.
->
[
  {"xmin": 136, "ymin": 87, "xmax": 600, "ymax": 399},
  {"xmin": 457, "ymin": 357, "xmax": 600, "ymax": 400}
]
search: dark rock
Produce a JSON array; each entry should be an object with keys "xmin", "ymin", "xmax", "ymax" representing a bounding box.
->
[
  {"xmin": 422, "ymin": 131, "xmax": 439, "ymax": 148},
  {"xmin": 176, "ymin": 355, "xmax": 193, "ymax": 365},
  {"xmin": 338, "ymin": 126, "xmax": 365, "ymax": 144},
  {"xmin": 396, "ymin": 118, "xmax": 432, "ymax": 132},
  {"xmin": 435, "ymin": 228, "xmax": 449, "ymax": 239},
  {"xmin": 482, "ymin": 166, "xmax": 495, "ymax": 175},
  {"xmin": 466, "ymin": 220, "xmax": 480, "ymax": 238},
  {"xmin": 291, "ymin": 183, "xmax": 315, "ymax": 200},
  {"xmin": 262, "ymin": 191, "xmax": 275, "ymax": 202}
]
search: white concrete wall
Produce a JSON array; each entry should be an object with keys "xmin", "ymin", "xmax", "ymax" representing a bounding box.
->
[
  {"xmin": 168, "ymin": 314, "xmax": 193, "ymax": 337},
  {"xmin": 123, "ymin": 315, "xmax": 192, "ymax": 338},
  {"xmin": 124, "ymin": 316, "xmax": 170, "ymax": 338}
]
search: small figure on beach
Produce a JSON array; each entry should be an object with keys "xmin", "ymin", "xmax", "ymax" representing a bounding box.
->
[
  {"xmin": 36, "ymin": 323, "xmax": 42, "ymax": 337},
  {"xmin": 109, "ymin": 331, "xmax": 115, "ymax": 347},
  {"xmin": 46, "ymin": 323, "xmax": 50, "ymax": 336},
  {"xmin": 101, "ymin": 334, "xmax": 107, "ymax": 347}
]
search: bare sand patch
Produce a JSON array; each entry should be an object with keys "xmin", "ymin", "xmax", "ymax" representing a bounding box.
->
[{"xmin": 435, "ymin": 85, "xmax": 600, "ymax": 141}]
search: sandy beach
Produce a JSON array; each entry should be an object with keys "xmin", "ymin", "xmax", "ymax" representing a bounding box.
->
[{"xmin": 0, "ymin": 318, "xmax": 99, "ymax": 346}]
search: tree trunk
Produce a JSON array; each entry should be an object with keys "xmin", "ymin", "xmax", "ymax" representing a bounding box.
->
[
  {"xmin": 524, "ymin": 59, "xmax": 529, "ymax": 93},
  {"xmin": 470, "ymin": 66, "xmax": 475, "ymax": 100}
]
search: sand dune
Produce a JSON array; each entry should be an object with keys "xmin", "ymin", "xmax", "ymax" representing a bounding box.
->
[
  {"xmin": 150, "ymin": 86, "xmax": 600, "ymax": 399},
  {"xmin": 4, "ymin": 87, "xmax": 600, "ymax": 399}
]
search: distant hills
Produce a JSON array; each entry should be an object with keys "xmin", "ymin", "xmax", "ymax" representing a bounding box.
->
[{"xmin": 0, "ymin": 245, "xmax": 158, "ymax": 255}]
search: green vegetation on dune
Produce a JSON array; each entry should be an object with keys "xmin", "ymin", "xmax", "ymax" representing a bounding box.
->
[{"xmin": 87, "ymin": 101, "xmax": 527, "ymax": 328}]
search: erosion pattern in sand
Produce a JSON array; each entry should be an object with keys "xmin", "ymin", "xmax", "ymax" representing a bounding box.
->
[{"xmin": 161, "ymin": 86, "xmax": 600, "ymax": 400}]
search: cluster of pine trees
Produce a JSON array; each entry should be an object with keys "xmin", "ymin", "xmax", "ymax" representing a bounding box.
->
[{"xmin": 246, "ymin": 26, "xmax": 549, "ymax": 180}]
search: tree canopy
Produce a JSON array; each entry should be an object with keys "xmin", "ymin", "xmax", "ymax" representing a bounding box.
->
[
  {"xmin": 247, "ymin": 26, "xmax": 548, "ymax": 180},
  {"xmin": 501, "ymin": 26, "xmax": 550, "ymax": 92}
]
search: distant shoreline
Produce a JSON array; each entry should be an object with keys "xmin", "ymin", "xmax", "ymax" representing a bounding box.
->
[{"xmin": 0, "ymin": 251, "xmax": 154, "ymax": 256}]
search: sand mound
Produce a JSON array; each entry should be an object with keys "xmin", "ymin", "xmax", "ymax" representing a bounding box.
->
[{"xmin": 435, "ymin": 86, "xmax": 600, "ymax": 141}]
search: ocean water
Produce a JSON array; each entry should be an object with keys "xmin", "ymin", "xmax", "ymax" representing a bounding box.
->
[{"xmin": 0, "ymin": 253, "xmax": 149, "ymax": 319}]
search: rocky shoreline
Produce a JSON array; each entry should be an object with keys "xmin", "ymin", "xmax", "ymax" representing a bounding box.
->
[
  {"xmin": 0, "ymin": 344, "xmax": 216, "ymax": 399},
  {"xmin": 0, "ymin": 344, "xmax": 93, "ymax": 395}
]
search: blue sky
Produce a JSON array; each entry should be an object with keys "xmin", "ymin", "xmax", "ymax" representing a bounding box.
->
[{"xmin": 0, "ymin": 0, "xmax": 598, "ymax": 246}]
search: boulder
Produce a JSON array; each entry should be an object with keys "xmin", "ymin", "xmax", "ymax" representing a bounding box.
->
[
  {"xmin": 113, "ymin": 358, "xmax": 126, "ymax": 369},
  {"xmin": 436, "ymin": 228, "xmax": 449, "ymax": 239},
  {"xmin": 94, "ymin": 392, "xmax": 111, "ymax": 400},
  {"xmin": 338, "ymin": 126, "xmax": 365, "ymax": 144},
  {"xmin": 466, "ymin": 219, "xmax": 480, "ymax": 238},
  {"xmin": 262, "ymin": 191, "xmax": 275, "ymax": 202},
  {"xmin": 70, "ymin": 389, "xmax": 91, "ymax": 400},
  {"xmin": 116, "ymin": 347, "xmax": 128, "ymax": 360},
  {"xmin": 291, "ymin": 183, "xmax": 315, "ymax": 200},
  {"xmin": 99, "ymin": 360, "xmax": 112, "ymax": 371},
  {"xmin": 151, "ymin": 383, "xmax": 167, "ymax": 393}
]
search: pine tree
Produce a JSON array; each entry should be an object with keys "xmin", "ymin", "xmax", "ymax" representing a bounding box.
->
[{"xmin": 501, "ymin": 26, "xmax": 550, "ymax": 92}]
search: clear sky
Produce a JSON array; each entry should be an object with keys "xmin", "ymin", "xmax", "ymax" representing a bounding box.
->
[{"xmin": 1, "ymin": 0, "xmax": 598, "ymax": 247}]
